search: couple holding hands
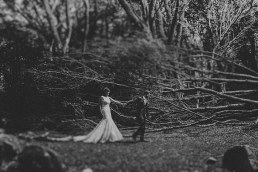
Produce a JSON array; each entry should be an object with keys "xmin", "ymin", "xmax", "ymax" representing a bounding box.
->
[{"xmin": 73, "ymin": 87, "xmax": 150, "ymax": 143}]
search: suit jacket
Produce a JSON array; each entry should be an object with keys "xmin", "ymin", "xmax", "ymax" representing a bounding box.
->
[{"xmin": 134, "ymin": 96, "xmax": 149, "ymax": 120}]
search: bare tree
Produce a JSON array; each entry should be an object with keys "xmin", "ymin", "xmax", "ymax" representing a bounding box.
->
[
  {"xmin": 117, "ymin": 0, "xmax": 153, "ymax": 39},
  {"xmin": 43, "ymin": 0, "xmax": 74, "ymax": 54},
  {"xmin": 156, "ymin": 0, "xmax": 166, "ymax": 40},
  {"xmin": 43, "ymin": 0, "xmax": 62, "ymax": 53},
  {"xmin": 118, "ymin": 0, "xmax": 190, "ymax": 45},
  {"xmin": 82, "ymin": 0, "xmax": 90, "ymax": 52},
  {"xmin": 1, "ymin": 0, "xmax": 77, "ymax": 55},
  {"xmin": 167, "ymin": 0, "xmax": 179, "ymax": 44}
]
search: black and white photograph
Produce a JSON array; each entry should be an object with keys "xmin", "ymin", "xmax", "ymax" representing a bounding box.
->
[{"xmin": 0, "ymin": 0, "xmax": 258, "ymax": 171}]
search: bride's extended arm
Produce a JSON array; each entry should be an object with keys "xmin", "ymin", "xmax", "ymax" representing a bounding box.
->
[{"xmin": 109, "ymin": 97, "xmax": 124, "ymax": 106}]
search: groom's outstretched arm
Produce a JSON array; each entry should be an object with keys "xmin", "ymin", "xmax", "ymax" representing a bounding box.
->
[{"xmin": 125, "ymin": 98, "xmax": 136, "ymax": 106}]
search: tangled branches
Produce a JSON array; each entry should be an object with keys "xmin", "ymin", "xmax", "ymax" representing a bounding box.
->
[
  {"xmin": 134, "ymin": 47, "xmax": 258, "ymax": 132},
  {"xmin": 29, "ymin": 56, "xmax": 112, "ymax": 93}
]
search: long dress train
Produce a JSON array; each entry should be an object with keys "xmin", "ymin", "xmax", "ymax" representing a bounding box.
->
[{"xmin": 73, "ymin": 96, "xmax": 123, "ymax": 143}]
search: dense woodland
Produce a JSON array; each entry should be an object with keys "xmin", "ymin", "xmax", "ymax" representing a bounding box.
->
[{"xmin": 0, "ymin": 0, "xmax": 258, "ymax": 132}]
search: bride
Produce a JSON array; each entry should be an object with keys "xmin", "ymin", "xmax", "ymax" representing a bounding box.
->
[{"xmin": 73, "ymin": 87, "xmax": 124, "ymax": 143}]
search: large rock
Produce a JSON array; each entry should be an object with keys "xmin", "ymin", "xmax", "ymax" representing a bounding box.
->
[
  {"xmin": 222, "ymin": 145, "xmax": 256, "ymax": 172},
  {"xmin": 0, "ymin": 131, "xmax": 21, "ymax": 166},
  {"xmin": 16, "ymin": 145, "xmax": 65, "ymax": 172}
]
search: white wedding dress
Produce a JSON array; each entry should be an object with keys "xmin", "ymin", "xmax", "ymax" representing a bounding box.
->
[{"xmin": 73, "ymin": 96, "xmax": 124, "ymax": 143}]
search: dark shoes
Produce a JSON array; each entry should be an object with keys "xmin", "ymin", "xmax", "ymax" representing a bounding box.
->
[
  {"xmin": 140, "ymin": 138, "xmax": 148, "ymax": 142},
  {"xmin": 133, "ymin": 134, "xmax": 148, "ymax": 142}
]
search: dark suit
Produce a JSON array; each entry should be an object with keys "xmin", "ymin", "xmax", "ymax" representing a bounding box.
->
[{"xmin": 132, "ymin": 96, "xmax": 149, "ymax": 141}]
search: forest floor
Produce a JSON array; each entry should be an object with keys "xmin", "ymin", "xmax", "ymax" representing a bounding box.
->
[{"xmin": 23, "ymin": 125, "xmax": 258, "ymax": 172}]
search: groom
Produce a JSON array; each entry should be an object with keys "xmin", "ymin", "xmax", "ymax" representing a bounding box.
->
[{"xmin": 126, "ymin": 90, "xmax": 150, "ymax": 142}]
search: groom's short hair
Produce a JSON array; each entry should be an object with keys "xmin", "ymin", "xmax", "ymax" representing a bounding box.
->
[{"xmin": 144, "ymin": 90, "xmax": 150, "ymax": 95}]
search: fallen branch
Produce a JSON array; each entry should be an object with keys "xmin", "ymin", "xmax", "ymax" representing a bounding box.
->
[
  {"xmin": 164, "ymin": 88, "xmax": 257, "ymax": 97},
  {"xmin": 146, "ymin": 115, "xmax": 216, "ymax": 133},
  {"xmin": 151, "ymin": 95, "xmax": 218, "ymax": 120},
  {"xmin": 167, "ymin": 87, "xmax": 258, "ymax": 106},
  {"xmin": 111, "ymin": 108, "xmax": 136, "ymax": 120},
  {"xmin": 193, "ymin": 87, "xmax": 258, "ymax": 106},
  {"xmin": 224, "ymin": 90, "xmax": 258, "ymax": 95},
  {"xmin": 185, "ymin": 78, "xmax": 258, "ymax": 84},
  {"xmin": 146, "ymin": 119, "xmax": 181, "ymax": 125},
  {"xmin": 188, "ymin": 51, "xmax": 258, "ymax": 76},
  {"xmin": 215, "ymin": 109, "xmax": 258, "ymax": 116},
  {"xmin": 170, "ymin": 63, "xmax": 258, "ymax": 80},
  {"xmin": 61, "ymin": 118, "xmax": 98, "ymax": 125},
  {"xmin": 188, "ymin": 103, "xmax": 246, "ymax": 112}
]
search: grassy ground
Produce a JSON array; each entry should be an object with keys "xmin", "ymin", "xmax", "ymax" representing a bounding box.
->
[{"xmin": 28, "ymin": 125, "xmax": 258, "ymax": 172}]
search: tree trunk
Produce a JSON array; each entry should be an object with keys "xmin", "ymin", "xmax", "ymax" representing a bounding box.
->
[
  {"xmin": 43, "ymin": 0, "xmax": 62, "ymax": 53},
  {"xmin": 167, "ymin": 0, "xmax": 179, "ymax": 44},
  {"xmin": 118, "ymin": 0, "xmax": 143, "ymax": 27},
  {"xmin": 156, "ymin": 1, "xmax": 166, "ymax": 40},
  {"xmin": 149, "ymin": 0, "xmax": 157, "ymax": 38},
  {"xmin": 140, "ymin": 0, "xmax": 150, "ymax": 24},
  {"xmin": 175, "ymin": 2, "xmax": 186, "ymax": 47},
  {"xmin": 164, "ymin": 0, "xmax": 172, "ymax": 23},
  {"xmin": 247, "ymin": 30, "xmax": 257, "ymax": 71},
  {"xmin": 82, "ymin": 0, "xmax": 90, "ymax": 52},
  {"xmin": 63, "ymin": 0, "xmax": 73, "ymax": 54},
  {"xmin": 117, "ymin": 0, "xmax": 152, "ymax": 39},
  {"xmin": 88, "ymin": 0, "xmax": 98, "ymax": 40}
]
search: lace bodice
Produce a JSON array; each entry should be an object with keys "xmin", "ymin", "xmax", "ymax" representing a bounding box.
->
[{"xmin": 101, "ymin": 96, "xmax": 111, "ymax": 108}]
